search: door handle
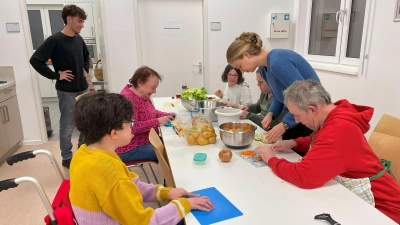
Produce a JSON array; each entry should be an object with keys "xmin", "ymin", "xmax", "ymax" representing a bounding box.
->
[
  {"xmin": 0, "ymin": 106, "xmax": 6, "ymax": 123},
  {"xmin": 91, "ymin": 26, "xmax": 95, "ymax": 37},
  {"xmin": 336, "ymin": 10, "xmax": 341, "ymax": 23},
  {"xmin": 193, "ymin": 62, "xmax": 202, "ymax": 74},
  {"xmin": 4, "ymin": 105, "xmax": 10, "ymax": 122}
]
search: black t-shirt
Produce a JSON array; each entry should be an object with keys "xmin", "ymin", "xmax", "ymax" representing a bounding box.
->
[{"xmin": 30, "ymin": 32, "xmax": 89, "ymax": 92}]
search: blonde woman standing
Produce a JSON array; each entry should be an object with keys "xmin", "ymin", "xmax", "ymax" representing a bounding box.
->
[{"xmin": 226, "ymin": 32, "xmax": 320, "ymax": 149}]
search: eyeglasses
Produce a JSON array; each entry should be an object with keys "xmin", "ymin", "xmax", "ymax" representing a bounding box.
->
[{"xmin": 125, "ymin": 119, "xmax": 136, "ymax": 127}]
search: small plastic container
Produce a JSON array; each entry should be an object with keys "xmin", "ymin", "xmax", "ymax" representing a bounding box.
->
[
  {"xmin": 165, "ymin": 121, "xmax": 173, "ymax": 127},
  {"xmin": 193, "ymin": 153, "xmax": 207, "ymax": 165}
]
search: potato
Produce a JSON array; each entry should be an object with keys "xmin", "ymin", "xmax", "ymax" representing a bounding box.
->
[
  {"xmin": 201, "ymin": 125, "xmax": 209, "ymax": 132},
  {"xmin": 207, "ymin": 127, "xmax": 215, "ymax": 133},
  {"xmin": 186, "ymin": 136, "xmax": 196, "ymax": 145},
  {"xmin": 208, "ymin": 137, "xmax": 216, "ymax": 144},
  {"xmin": 212, "ymin": 132, "xmax": 217, "ymax": 137},
  {"xmin": 201, "ymin": 131, "xmax": 212, "ymax": 139},
  {"xmin": 197, "ymin": 137, "xmax": 208, "ymax": 145},
  {"xmin": 191, "ymin": 132, "xmax": 200, "ymax": 139}
]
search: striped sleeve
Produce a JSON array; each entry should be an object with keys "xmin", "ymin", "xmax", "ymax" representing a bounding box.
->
[{"xmin": 170, "ymin": 198, "xmax": 191, "ymax": 218}]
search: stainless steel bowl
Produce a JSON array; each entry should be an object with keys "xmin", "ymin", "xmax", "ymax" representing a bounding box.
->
[
  {"xmin": 181, "ymin": 99, "xmax": 201, "ymax": 111},
  {"xmin": 181, "ymin": 99, "xmax": 226, "ymax": 122},
  {"xmin": 219, "ymin": 122, "xmax": 257, "ymax": 148},
  {"xmin": 198, "ymin": 101, "xmax": 226, "ymax": 122}
]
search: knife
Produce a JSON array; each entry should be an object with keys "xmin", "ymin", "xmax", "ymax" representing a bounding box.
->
[{"xmin": 314, "ymin": 213, "xmax": 341, "ymax": 225}]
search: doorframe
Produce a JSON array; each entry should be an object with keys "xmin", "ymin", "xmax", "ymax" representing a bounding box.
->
[
  {"xmin": 19, "ymin": 0, "xmax": 48, "ymax": 145},
  {"xmin": 132, "ymin": 0, "xmax": 209, "ymax": 90}
]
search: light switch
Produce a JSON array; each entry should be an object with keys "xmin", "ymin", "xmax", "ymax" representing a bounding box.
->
[
  {"xmin": 6, "ymin": 23, "xmax": 20, "ymax": 32},
  {"xmin": 210, "ymin": 22, "xmax": 221, "ymax": 31}
]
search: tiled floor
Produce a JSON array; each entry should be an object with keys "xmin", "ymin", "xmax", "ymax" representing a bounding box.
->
[{"xmin": 42, "ymin": 100, "xmax": 80, "ymax": 141}]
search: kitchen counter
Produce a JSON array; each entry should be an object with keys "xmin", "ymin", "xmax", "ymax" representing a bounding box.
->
[
  {"xmin": 0, "ymin": 81, "xmax": 16, "ymax": 91},
  {"xmin": 0, "ymin": 66, "xmax": 16, "ymax": 91}
]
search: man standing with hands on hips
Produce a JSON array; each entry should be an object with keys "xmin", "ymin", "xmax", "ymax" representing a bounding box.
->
[{"xmin": 30, "ymin": 5, "xmax": 89, "ymax": 169}]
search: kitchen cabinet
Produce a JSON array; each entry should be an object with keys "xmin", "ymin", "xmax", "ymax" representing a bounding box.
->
[
  {"xmin": 0, "ymin": 85, "xmax": 23, "ymax": 163},
  {"xmin": 0, "ymin": 118, "xmax": 8, "ymax": 161}
]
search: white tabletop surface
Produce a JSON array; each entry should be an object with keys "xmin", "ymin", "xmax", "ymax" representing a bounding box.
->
[{"xmin": 152, "ymin": 97, "xmax": 397, "ymax": 225}]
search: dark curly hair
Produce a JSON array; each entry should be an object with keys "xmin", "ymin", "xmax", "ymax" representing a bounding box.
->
[
  {"xmin": 129, "ymin": 66, "xmax": 162, "ymax": 88},
  {"xmin": 62, "ymin": 4, "xmax": 87, "ymax": 24},
  {"xmin": 74, "ymin": 92, "xmax": 133, "ymax": 145},
  {"xmin": 221, "ymin": 64, "xmax": 244, "ymax": 84}
]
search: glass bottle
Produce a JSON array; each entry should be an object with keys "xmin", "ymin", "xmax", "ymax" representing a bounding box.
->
[{"xmin": 182, "ymin": 79, "xmax": 187, "ymax": 91}]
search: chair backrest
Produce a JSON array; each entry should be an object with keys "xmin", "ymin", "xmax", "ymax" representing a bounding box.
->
[
  {"xmin": 373, "ymin": 114, "xmax": 400, "ymax": 138},
  {"xmin": 368, "ymin": 131, "xmax": 400, "ymax": 185},
  {"xmin": 149, "ymin": 128, "xmax": 176, "ymax": 187}
]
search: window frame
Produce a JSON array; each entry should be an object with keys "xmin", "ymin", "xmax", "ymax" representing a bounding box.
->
[
  {"xmin": 302, "ymin": 0, "xmax": 373, "ymax": 75},
  {"xmin": 27, "ymin": 5, "xmax": 64, "ymax": 49}
]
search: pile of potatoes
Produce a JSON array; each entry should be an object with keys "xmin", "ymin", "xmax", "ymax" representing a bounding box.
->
[{"xmin": 185, "ymin": 124, "xmax": 217, "ymax": 146}]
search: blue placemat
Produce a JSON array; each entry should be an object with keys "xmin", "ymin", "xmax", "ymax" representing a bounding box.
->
[
  {"xmin": 191, "ymin": 187, "xmax": 243, "ymax": 225},
  {"xmin": 235, "ymin": 150, "xmax": 267, "ymax": 168}
]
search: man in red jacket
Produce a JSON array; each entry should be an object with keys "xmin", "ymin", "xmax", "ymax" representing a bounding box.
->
[{"xmin": 255, "ymin": 79, "xmax": 400, "ymax": 224}]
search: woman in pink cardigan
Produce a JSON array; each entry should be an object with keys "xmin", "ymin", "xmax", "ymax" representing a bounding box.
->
[{"xmin": 116, "ymin": 66, "xmax": 175, "ymax": 162}]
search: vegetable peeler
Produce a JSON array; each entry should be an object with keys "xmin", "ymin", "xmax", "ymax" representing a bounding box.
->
[{"xmin": 314, "ymin": 213, "xmax": 341, "ymax": 225}]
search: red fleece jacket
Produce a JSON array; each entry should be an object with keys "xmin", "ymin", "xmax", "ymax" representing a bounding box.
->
[{"xmin": 268, "ymin": 99, "xmax": 400, "ymax": 223}]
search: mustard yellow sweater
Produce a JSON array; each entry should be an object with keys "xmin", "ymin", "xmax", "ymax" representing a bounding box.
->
[{"xmin": 70, "ymin": 145, "xmax": 191, "ymax": 225}]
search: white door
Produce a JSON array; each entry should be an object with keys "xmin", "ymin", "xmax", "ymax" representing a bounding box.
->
[{"xmin": 137, "ymin": 0, "xmax": 204, "ymax": 97}]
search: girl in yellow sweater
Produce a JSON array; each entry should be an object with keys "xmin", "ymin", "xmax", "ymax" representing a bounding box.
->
[{"xmin": 70, "ymin": 92, "xmax": 214, "ymax": 225}]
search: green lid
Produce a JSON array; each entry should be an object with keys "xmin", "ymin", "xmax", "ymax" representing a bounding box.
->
[{"xmin": 193, "ymin": 153, "xmax": 207, "ymax": 162}]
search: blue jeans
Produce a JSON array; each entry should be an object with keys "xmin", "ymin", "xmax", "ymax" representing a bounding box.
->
[
  {"xmin": 57, "ymin": 89, "xmax": 88, "ymax": 160},
  {"xmin": 118, "ymin": 144, "xmax": 158, "ymax": 162}
]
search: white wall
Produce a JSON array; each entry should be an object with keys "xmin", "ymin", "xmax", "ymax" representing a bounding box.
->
[
  {"xmin": 99, "ymin": 0, "xmax": 139, "ymax": 93},
  {"xmin": 97, "ymin": 0, "xmax": 296, "ymax": 102},
  {"xmin": 207, "ymin": 0, "xmax": 296, "ymax": 103},
  {"xmin": 0, "ymin": 0, "xmax": 43, "ymax": 144},
  {"xmin": 297, "ymin": 0, "xmax": 400, "ymax": 137}
]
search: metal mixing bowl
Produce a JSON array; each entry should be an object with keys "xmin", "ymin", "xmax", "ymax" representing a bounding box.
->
[
  {"xmin": 181, "ymin": 99, "xmax": 201, "ymax": 111},
  {"xmin": 181, "ymin": 100, "xmax": 226, "ymax": 122},
  {"xmin": 219, "ymin": 122, "xmax": 257, "ymax": 148}
]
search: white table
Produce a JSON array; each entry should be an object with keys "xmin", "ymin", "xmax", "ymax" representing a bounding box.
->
[{"xmin": 152, "ymin": 97, "xmax": 397, "ymax": 225}]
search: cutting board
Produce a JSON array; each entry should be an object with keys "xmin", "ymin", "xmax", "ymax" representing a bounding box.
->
[{"xmin": 191, "ymin": 187, "xmax": 243, "ymax": 225}]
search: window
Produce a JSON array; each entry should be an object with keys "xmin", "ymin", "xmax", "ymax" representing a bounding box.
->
[
  {"xmin": 303, "ymin": 0, "xmax": 371, "ymax": 74},
  {"xmin": 27, "ymin": 5, "xmax": 64, "ymax": 50}
]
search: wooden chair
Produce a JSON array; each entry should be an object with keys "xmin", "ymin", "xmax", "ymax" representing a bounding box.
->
[
  {"xmin": 368, "ymin": 132, "xmax": 400, "ymax": 185},
  {"xmin": 373, "ymin": 114, "xmax": 400, "ymax": 138},
  {"xmin": 149, "ymin": 128, "xmax": 176, "ymax": 188},
  {"xmin": 368, "ymin": 114, "xmax": 400, "ymax": 185}
]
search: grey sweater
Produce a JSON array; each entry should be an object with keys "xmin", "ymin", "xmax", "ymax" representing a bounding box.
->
[{"xmin": 246, "ymin": 93, "xmax": 285, "ymax": 130}]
